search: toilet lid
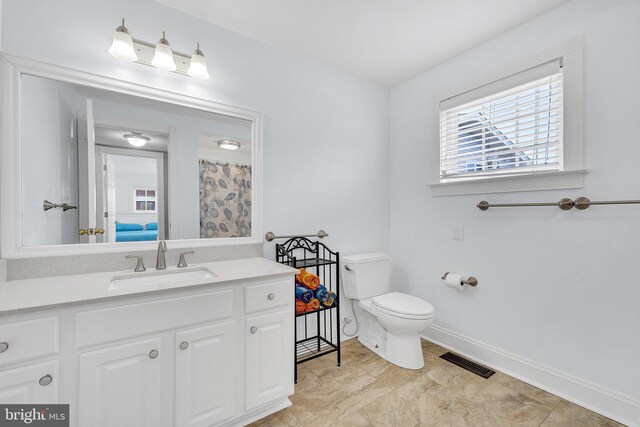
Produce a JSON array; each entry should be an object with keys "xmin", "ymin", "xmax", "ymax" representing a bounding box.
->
[{"xmin": 372, "ymin": 292, "xmax": 434, "ymax": 317}]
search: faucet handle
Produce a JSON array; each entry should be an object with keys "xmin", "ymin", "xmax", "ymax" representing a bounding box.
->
[
  {"xmin": 125, "ymin": 255, "xmax": 146, "ymax": 272},
  {"xmin": 177, "ymin": 251, "xmax": 195, "ymax": 268}
]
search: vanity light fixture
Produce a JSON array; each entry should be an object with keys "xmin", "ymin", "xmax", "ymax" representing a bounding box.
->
[
  {"xmin": 187, "ymin": 43, "xmax": 210, "ymax": 80},
  {"xmin": 123, "ymin": 132, "xmax": 150, "ymax": 148},
  {"xmin": 151, "ymin": 31, "xmax": 177, "ymax": 72},
  {"xmin": 217, "ymin": 140, "xmax": 241, "ymax": 150},
  {"xmin": 108, "ymin": 19, "xmax": 138, "ymax": 62},
  {"xmin": 108, "ymin": 18, "xmax": 209, "ymax": 79}
]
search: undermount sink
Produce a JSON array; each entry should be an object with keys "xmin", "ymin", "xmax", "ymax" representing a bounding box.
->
[{"xmin": 108, "ymin": 267, "xmax": 217, "ymax": 291}]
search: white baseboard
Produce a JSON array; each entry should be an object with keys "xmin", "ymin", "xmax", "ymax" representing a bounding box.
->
[{"xmin": 422, "ymin": 325, "xmax": 639, "ymax": 427}]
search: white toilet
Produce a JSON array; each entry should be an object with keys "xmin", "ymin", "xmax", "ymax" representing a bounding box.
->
[{"xmin": 342, "ymin": 253, "xmax": 434, "ymax": 369}]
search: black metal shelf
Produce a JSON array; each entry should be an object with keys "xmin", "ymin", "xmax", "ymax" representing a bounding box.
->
[
  {"xmin": 276, "ymin": 237, "xmax": 341, "ymax": 383},
  {"xmin": 283, "ymin": 258, "xmax": 337, "ymax": 269}
]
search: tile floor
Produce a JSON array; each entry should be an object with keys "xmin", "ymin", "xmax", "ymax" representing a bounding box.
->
[{"xmin": 249, "ymin": 338, "xmax": 625, "ymax": 427}]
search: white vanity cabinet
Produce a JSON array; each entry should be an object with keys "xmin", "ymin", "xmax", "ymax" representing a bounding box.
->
[
  {"xmin": 0, "ymin": 269, "xmax": 295, "ymax": 427},
  {"xmin": 0, "ymin": 317, "xmax": 60, "ymax": 404},
  {"xmin": 175, "ymin": 321, "xmax": 237, "ymax": 427},
  {"xmin": 245, "ymin": 309, "xmax": 293, "ymax": 410},
  {"xmin": 79, "ymin": 337, "xmax": 164, "ymax": 427}
]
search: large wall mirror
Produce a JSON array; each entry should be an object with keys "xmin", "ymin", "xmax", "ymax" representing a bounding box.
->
[{"xmin": 0, "ymin": 56, "xmax": 262, "ymax": 257}]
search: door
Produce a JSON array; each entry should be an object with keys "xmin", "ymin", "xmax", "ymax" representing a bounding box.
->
[
  {"xmin": 96, "ymin": 150, "xmax": 117, "ymax": 243},
  {"xmin": 175, "ymin": 321, "xmax": 236, "ymax": 427},
  {"xmin": 245, "ymin": 309, "xmax": 294, "ymax": 410},
  {"xmin": 77, "ymin": 100, "xmax": 97, "ymax": 243},
  {"xmin": 79, "ymin": 337, "xmax": 162, "ymax": 427},
  {"xmin": 0, "ymin": 361, "xmax": 59, "ymax": 403}
]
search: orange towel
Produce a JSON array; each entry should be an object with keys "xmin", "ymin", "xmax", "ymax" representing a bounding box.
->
[
  {"xmin": 296, "ymin": 268, "xmax": 320, "ymax": 291},
  {"xmin": 305, "ymin": 298, "xmax": 320, "ymax": 313},
  {"xmin": 295, "ymin": 300, "xmax": 306, "ymax": 315}
]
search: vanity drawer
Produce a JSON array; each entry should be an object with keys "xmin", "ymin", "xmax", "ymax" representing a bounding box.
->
[
  {"xmin": 0, "ymin": 317, "xmax": 59, "ymax": 367},
  {"xmin": 75, "ymin": 289, "xmax": 233, "ymax": 348},
  {"xmin": 245, "ymin": 280, "xmax": 292, "ymax": 314}
]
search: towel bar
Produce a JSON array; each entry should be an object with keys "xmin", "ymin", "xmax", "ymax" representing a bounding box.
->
[{"xmin": 265, "ymin": 230, "xmax": 328, "ymax": 242}]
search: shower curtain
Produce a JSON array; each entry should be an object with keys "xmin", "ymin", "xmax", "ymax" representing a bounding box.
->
[{"xmin": 199, "ymin": 160, "xmax": 252, "ymax": 238}]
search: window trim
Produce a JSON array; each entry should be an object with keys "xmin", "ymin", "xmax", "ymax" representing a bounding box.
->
[{"xmin": 429, "ymin": 37, "xmax": 585, "ymax": 197}]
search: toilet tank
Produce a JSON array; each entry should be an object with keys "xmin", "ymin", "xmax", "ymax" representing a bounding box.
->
[{"xmin": 341, "ymin": 253, "xmax": 391, "ymax": 300}]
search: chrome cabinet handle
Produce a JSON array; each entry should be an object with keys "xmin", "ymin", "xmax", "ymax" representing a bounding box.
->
[
  {"xmin": 39, "ymin": 375, "xmax": 52, "ymax": 386},
  {"xmin": 179, "ymin": 341, "xmax": 189, "ymax": 350},
  {"xmin": 0, "ymin": 342, "xmax": 8, "ymax": 353},
  {"xmin": 149, "ymin": 349, "xmax": 159, "ymax": 359},
  {"xmin": 267, "ymin": 293, "xmax": 276, "ymax": 300},
  {"xmin": 250, "ymin": 326, "xmax": 258, "ymax": 334}
]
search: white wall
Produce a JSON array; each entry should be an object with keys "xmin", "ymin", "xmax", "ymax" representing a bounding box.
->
[
  {"xmin": 389, "ymin": 0, "xmax": 640, "ymax": 423},
  {"xmin": 0, "ymin": 0, "xmax": 389, "ymax": 257},
  {"xmin": 21, "ymin": 75, "xmax": 79, "ymax": 246}
]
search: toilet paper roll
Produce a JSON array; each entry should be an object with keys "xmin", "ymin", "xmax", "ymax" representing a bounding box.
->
[{"xmin": 445, "ymin": 273, "xmax": 465, "ymax": 291}]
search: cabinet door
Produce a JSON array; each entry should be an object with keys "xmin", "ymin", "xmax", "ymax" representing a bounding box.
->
[
  {"xmin": 245, "ymin": 309, "xmax": 293, "ymax": 410},
  {"xmin": 0, "ymin": 361, "xmax": 58, "ymax": 403},
  {"xmin": 79, "ymin": 337, "xmax": 162, "ymax": 427},
  {"xmin": 175, "ymin": 321, "xmax": 236, "ymax": 427}
]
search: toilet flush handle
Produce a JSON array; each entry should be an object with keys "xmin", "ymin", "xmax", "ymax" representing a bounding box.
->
[{"xmin": 344, "ymin": 265, "xmax": 352, "ymax": 271}]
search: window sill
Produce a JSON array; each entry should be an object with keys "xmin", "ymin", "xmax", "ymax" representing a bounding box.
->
[{"xmin": 428, "ymin": 170, "xmax": 587, "ymax": 197}]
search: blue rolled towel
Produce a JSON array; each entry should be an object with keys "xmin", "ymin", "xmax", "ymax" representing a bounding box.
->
[
  {"xmin": 295, "ymin": 285, "xmax": 313, "ymax": 303},
  {"xmin": 322, "ymin": 292, "xmax": 337, "ymax": 307},
  {"xmin": 315, "ymin": 285, "xmax": 328, "ymax": 303}
]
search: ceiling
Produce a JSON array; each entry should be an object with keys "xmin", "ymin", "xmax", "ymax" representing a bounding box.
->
[{"xmin": 155, "ymin": 0, "xmax": 569, "ymax": 86}]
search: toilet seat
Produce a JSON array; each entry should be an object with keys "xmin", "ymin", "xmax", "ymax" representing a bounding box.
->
[{"xmin": 371, "ymin": 292, "xmax": 434, "ymax": 320}]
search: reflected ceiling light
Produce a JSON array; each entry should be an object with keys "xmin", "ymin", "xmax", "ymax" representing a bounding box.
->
[
  {"xmin": 123, "ymin": 132, "xmax": 150, "ymax": 148},
  {"xmin": 151, "ymin": 31, "xmax": 177, "ymax": 72},
  {"xmin": 217, "ymin": 140, "xmax": 240, "ymax": 150},
  {"xmin": 187, "ymin": 43, "xmax": 210, "ymax": 80},
  {"xmin": 108, "ymin": 18, "xmax": 138, "ymax": 62}
]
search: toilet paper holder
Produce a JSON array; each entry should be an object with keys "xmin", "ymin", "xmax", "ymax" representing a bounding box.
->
[{"xmin": 441, "ymin": 272, "xmax": 478, "ymax": 287}]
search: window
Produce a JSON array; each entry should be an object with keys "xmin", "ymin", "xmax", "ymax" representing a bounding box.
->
[
  {"xmin": 439, "ymin": 60, "xmax": 563, "ymax": 181},
  {"xmin": 430, "ymin": 39, "xmax": 584, "ymax": 196},
  {"xmin": 133, "ymin": 187, "xmax": 156, "ymax": 212}
]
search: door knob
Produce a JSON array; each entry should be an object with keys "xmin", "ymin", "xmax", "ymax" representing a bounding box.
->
[
  {"xmin": 149, "ymin": 349, "xmax": 159, "ymax": 359},
  {"xmin": 250, "ymin": 326, "xmax": 258, "ymax": 334},
  {"xmin": 179, "ymin": 341, "xmax": 189, "ymax": 350}
]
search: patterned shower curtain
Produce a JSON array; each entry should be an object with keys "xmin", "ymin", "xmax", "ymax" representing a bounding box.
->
[{"xmin": 199, "ymin": 160, "xmax": 252, "ymax": 238}]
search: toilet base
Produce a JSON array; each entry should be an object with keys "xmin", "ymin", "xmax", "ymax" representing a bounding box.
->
[{"xmin": 356, "ymin": 307, "xmax": 425, "ymax": 370}]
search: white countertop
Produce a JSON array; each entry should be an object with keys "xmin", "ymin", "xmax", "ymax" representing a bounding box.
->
[{"xmin": 0, "ymin": 257, "xmax": 297, "ymax": 316}]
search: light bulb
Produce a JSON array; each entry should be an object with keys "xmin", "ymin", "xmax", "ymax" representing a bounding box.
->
[
  {"xmin": 123, "ymin": 132, "xmax": 150, "ymax": 148},
  {"xmin": 187, "ymin": 43, "xmax": 210, "ymax": 80},
  {"xmin": 151, "ymin": 31, "xmax": 176, "ymax": 71},
  {"xmin": 108, "ymin": 19, "xmax": 138, "ymax": 62},
  {"xmin": 217, "ymin": 140, "xmax": 240, "ymax": 150}
]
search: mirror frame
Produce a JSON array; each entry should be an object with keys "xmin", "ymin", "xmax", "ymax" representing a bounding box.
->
[{"xmin": 0, "ymin": 54, "xmax": 263, "ymax": 259}]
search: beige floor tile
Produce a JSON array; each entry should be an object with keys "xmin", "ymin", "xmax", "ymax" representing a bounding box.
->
[
  {"xmin": 303, "ymin": 352, "xmax": 355, "ymax": 382},
  {"xmin": 465, "ymin": 382, "xmax": 555, "ymax": 427},
  {"xmin": 295, "ymin": 365, "xmax": 323, "ymax": 394},
  {"xmin": 359, "ymin": 374, "xmax": 467, "ymax": 426},
  {"xmin": 540, "ymin": 400, "xmax": 625, "ymax": 427},
  {"xmin": 425, "ymin": 363, "xmax": 495, "ymax": 400},
  {"xmin": 290, "ymin": 367, "xmax": 405, "ymax": 427},
  {"xmin": 329, "ymin": 412, "xmax": 372, "ymax": 427},
  {"xmin": 497, "ymin": 374, "xmax": 562, "ymax": 408},
  {"xmin": 421, "ymin": 338, "xmax": 448, "ymax": 357},
  {"xmin": 247, "ymin": 408, "xmax": 300, "ymax": 427},
  {"xmin": 434, "ymin": 404, "xmax": 507, "ymax": 427}
]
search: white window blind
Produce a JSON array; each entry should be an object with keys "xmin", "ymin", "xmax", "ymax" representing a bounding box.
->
[{"xmin": 439, "ymin": 60, "xmax": 563, "ymax": 180}]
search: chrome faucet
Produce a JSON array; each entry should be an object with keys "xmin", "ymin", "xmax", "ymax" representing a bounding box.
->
[{"xmin": 156, "ymin": 240, "xmax": 167, "ymax": 270}]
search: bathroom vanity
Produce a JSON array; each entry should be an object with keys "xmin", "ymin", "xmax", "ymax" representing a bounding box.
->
[{"xmin": 0, "ymin": 257, "xmax": 296, "ymax": 427}]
